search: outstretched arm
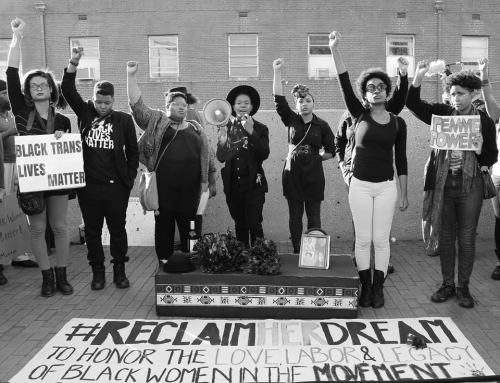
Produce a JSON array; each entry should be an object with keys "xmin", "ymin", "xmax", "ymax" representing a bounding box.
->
[
  {"xmin": 61, "ymin": 47, "xmax": 88, "ymax": 116},
  {"xmin": 387, "ymin": 57, "xmax": 409, "ymax": 115},
  {"xmin": 329, "ymin": 31, "xmax": 363, "ymax": 118},
  {"xmin": 273, "ymin": 58, "xmax": 284, "ymax": 96},
  {"xmin": 478, "ymin": 58, "xmax": 500, "ymax": 123},
  {"xmin": 127, "ymin": 61, "xmax": 142, "ymax": 105},
  {"xmin": 7, "ymin": 18, "xmax": 24, "ymax": 69}
]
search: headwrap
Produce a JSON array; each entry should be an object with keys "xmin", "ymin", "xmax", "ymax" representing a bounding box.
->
[{"xmin": 291, "ymin": 84, "xmax": 314, "ymax": 101}]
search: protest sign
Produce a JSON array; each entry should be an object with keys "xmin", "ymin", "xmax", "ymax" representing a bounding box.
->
[
  {"xmin": 15, "ymin": 133, "xmax": 85, "ymax": 193},
  {"xmin": 0, "ymin": 194, "xmax": 31, "ymax": 264},
  {"xmin": 10, "ymin": 317, "xmax": 493, "ymax": 382},
  {"xmin": 430, "ymin": 114, "xmax": 481, "ymax": 151}
]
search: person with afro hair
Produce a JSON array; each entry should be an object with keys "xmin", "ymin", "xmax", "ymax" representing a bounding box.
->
[
  {"xmin": 329, "ymin": 31, "xmax": 409, "ymax": 309},
  {"xmin": 406, "ymin": 60, "xmax": 498, "ymax": 308}
]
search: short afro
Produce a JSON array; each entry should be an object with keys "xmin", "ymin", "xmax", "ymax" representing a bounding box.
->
[
  {"xmin": 356, "ymin": 67, "xmax": 392, "ymax": 99},
  {"xmin": 444, "ymin": 70, "xmax": 481, "ymax": 93}
]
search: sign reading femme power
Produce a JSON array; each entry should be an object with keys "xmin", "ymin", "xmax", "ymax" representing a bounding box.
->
[
  {"xmin": 10, "ymin": 317, "xmax": 493, "ymax": 382},
  {"xmin": 14, "ymin": 133, "xmax": 85, "ymax": 193},
  {"xmin": 430, "ymin": 114, "xmax": 481, "ymax": 151}
]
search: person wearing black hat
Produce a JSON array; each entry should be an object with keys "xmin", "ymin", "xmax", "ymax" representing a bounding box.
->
[
  {"xmin": 273, "ymin": 59, "xmax": 335, "ymax": 254},
  {"xmin": 216, "ymin": 85, "xmax": 269, "ymax": 247}
]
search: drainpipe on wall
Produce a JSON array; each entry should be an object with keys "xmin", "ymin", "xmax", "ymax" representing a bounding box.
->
[
  {"xmin": 34, "ymin": 2, "xmax": 47, "ymax": 68},
  {"xmin": 435, "ymin": 0, "xmax": 445, "ymax": 101}
]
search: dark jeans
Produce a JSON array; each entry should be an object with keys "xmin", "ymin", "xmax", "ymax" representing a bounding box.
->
[
  {"xmin": 155, "ymin": 209, "xmax": 196, "ymax": 261},
  {"xmin": 78, "ymin": 183, "xmax": 130, "ymax": 266},
  {"xmin": 439, "ymin": 174, "xmax": 483, "ymax": 287},
  {"xmin": 226, "ymin": 191, "xmax": 265, "ymax": 247},
  {"xmin": 287, "ymin": 198, "xmax": 321, "ymax": 253}
]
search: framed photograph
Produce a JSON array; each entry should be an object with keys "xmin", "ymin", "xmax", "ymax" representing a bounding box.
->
[{"xmin": 298, "ymin": 232, "xmax": 330, "ymax": 269}]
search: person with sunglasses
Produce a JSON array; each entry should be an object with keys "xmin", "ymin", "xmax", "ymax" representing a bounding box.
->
[
  {"xmin": 6, "ymin": 18, "xmax": 73, "ymax": 297},
  {"xmin": 329, "ymin": 31, "xmax": 409, "ymax": 309},
  {"xmin": 406, "ymin": 60, "xmax": 497, "ymax": 308}
]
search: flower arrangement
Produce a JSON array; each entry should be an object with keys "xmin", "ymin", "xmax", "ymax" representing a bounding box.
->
[
  {"xmin": 192, "ymin": 231, "xmax": 281, "ymax": 275},
  {"xmin": 243, "ymin": 238, "xmax": 281, "ymax": 275},
  {"xmin": 193, "ymin": 229, "xmax": 247, "ymax": 273}
]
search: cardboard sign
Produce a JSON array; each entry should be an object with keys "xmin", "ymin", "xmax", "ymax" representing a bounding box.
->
[
  {"xmin": 430, "ymin": 114, "xmax": 481, "ymax": 151},
  {"xmin": 10, "ymin": 317, "xmax": 493, "ymax": 382},
  {"xmin": 0, "ymin": 194, "xmax": 31, "ymax": 264},
  {"xmin": 15, "ymin": 134, "xmax": 85, "ymax": 193}
]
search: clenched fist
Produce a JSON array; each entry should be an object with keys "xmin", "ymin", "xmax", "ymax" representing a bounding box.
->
[
  {"xmin": 126, "ymin": 61, "xmax": 139, "ymax": 74},
  {"xmin": 273, "ymin": 58, "xmax": 284, "ymax": 70}
]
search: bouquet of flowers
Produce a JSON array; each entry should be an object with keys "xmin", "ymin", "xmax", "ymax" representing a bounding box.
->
[
  {"xmin": 193, "ymin": 229, "xmax": 247, "ymax": 273},
  {"xmin": 244, "ymin": 238, "xmax": 281, "ymax": 275}
]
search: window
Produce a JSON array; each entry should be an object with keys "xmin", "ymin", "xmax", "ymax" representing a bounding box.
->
[
  {"xmin": 0, "ymin": 39, "xmax": 10, "ymax": 79},
  {"xmin": 228, "ymin": 34, "xmax": 258, "ymax": 78},
  {"xmin": 149, "ymin": 35, "xmax": 179, "ymax": 78},
  {"xmin": 461, "ymin": 36, "xmax": 488, "ymax": 71},
  {"xmin": 386, "ymin": 35, "xmax": 415, "ymax": 77},
  {"xmin": 70, "ymin": 37, "xmax": 100, "ymax": 81},
  {"xmin": 308, "ymin": 34, "xmax": 334, "ymax": 79}
]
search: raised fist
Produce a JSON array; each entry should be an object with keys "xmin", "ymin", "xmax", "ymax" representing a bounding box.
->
[
  {"xmin": 328, "ymin": 31, "xmax": 341, "ymax": 50},
  {"xmin": 71, "ymin": 47, "xmax": 84, "ymax": 61},
  {"xmin": 477, "ymin": 58, "xmax": 488, "ymax": 73},
  {"xmin": 11, "ymin": 18, "xmax": 25, "ymax": 37},
  {"xmin": 126, "ymin": 61, "xmax": 139, "ymax": 74},
  {"xmin": 415, "ymin": 60, "xmax": 430, "ymax": 78},
  {"xmin": 273, "ymin": 58, "xmax": 284, "ymax": 70},
  {"xmin": 397, "ymin": 57, "xmax": 409, "ymax": 75}
]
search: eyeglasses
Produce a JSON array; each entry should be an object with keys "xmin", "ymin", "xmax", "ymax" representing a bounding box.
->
[
  {"xmin": 366, "ymin": 83, "xmax": 387, "ymax": 93},
  {"xmin": 30, "ymin": 83, "xmax": 50, "ymax": 91}
]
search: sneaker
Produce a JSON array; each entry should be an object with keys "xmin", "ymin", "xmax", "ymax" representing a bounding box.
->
[
  {"xmin": 430, "ymin": 283, "xmax": 455, "ymax": 303},
  {"xmin": 456, "ymin": 285, "xmax": 474, "ymax": 308},
  {"xmin": 387, "ymin": 263, "xmax": 395, "ymax": 274}
]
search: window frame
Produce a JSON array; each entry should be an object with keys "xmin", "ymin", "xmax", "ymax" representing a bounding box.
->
[
  {"xmin": 385, "ymin": 34, "xmax": 415, "ymax": 78},
  {"xmin": 148, "ymin": 35, "xmax": 179, "ymax": 79},
  {"xmin": 228, "ymin": 33, "xmax": 259, "ymax": 79},
  {"xmin": 461, "ymin": 35, "xmax": 488, "ymax": 71},
  {"xmin": 307, "ymin": 34, "xmax": 334, "ymax": 79},
  {"xmin": 69, "ymin": 37, "xmax": 100, "ymax": 81}
]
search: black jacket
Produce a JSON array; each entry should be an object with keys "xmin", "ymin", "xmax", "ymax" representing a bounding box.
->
[
  {"xmin": 216, "ymin": 118, "xmax": 269, "ymax": 196},
  {"xmin": 61, "ymin": 69, "xmax": 139, "ymax": 189}
]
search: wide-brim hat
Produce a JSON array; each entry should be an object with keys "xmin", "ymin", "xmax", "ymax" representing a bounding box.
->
[
  {"xmin": 226, "ymin": 85, "xmax": 260, "ymax": 116},
  {"xmin": 165, "ymin": 86, "xmax": 199, "ymax": 105},
  {"xmin": 163, "ymin": 251, "xmax": 196, "ymax": 273}
]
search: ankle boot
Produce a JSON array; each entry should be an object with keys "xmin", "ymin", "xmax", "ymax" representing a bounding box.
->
[
  {"xmin": 91, "ymin": 264, "xmax": 106, "ymax": 290},
  {"xmin": 371, "ymin": 270, "xmax": 385, "ymax": 308},
  {"xmin": 113, "ymin": 263, "xmax": 130, "ymax": 289},
  {"xmin": 358, "ymin": 269, "xmax": 372, "ymax": 307},
  {"xmin": 41, "ymin": 268, "xmax": 55, "ymax": 297},
  {"xmin": 55, "ymin": 267, "xmax": 73, "ymax": 295},
  {"xmin": 0, "ymin": 265, "xmax": 7, "ymax": 285},
  {"xmin": 492, "ymin": 250, "xmax": 500, "ymax": 280}
]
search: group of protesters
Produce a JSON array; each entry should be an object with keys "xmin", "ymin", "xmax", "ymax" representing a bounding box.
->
[{"xmin": 1, "ymin": 18, "xmax": 499, "ymax": 311}]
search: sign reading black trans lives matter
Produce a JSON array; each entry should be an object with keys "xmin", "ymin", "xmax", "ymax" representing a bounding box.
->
[
  {"xmin": 15, "ymin": 134, "xmax": 85, "ymax": 193},
  {"xmin": 10, "ymin": 317, "xmax": 493, "ymax": 382}
]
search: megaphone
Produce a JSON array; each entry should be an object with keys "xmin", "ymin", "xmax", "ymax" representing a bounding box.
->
[{"xmin": 203, "ymin": 99, "xmax": 232, "ymax": 127}]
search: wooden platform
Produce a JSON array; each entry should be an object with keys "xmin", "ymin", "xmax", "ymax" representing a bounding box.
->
[{"xmin": 155, "ymin": 254, "xmax": 359, "ymax": 319}]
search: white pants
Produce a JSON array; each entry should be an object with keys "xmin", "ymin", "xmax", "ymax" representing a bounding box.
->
[{"xmin": 348, "ymin": 177, "xmax": 398, "ymax": 275}]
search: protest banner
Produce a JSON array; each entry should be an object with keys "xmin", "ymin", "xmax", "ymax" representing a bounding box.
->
[
  {"xmin": 15, "ymin": 133, "xmax": 85, "ymax": 193},
  {"xmin": 0, "ymin": 194, "xmax": 31, "ymax": 264},
  {"xmin": 430, "ymin": 114, "xmax": 481, "ymax": 151},
  {"xmin": 10, "ymin": 317, "xmax": 493, "ymax": 382}
]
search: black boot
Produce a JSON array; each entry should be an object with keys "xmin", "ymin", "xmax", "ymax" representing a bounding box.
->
[
  {"xmin": 91, "ymin": 264, "xmax": 106, "ymax": 290},
  {"xmin": 358, "ymin": 269, "xmax": 372, "ymax": 307},
  {"xmin": 113, "ymin": 263, "xmax": 130, "ymax": 289},
  {"xmin": 41, "ymin": 268, "xmax": 55, "ymax": 297},
  {"xmin": 0, "ymin": 265, "xmax": 7, "ymax": 285},
  {"xmin": 492, "ymin": 250, "xmax": 500, "ymax": 280},
  {"xmin": 371, "ymin": 270, "xmax": 385, "ymax": 308},
  {"xmin": 55, "ymin": 267, "xmax": 73, "ymax": 295}
]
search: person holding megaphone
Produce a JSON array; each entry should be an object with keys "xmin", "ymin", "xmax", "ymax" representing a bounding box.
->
[{"xmin": 216, "ymin": 85, "xmax": 270, "ymax": 247}]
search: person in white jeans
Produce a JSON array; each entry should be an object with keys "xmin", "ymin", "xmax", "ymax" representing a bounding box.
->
[{"xmin": 349, "ymin": 178, "xmax": 398, "ymax": 275}]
